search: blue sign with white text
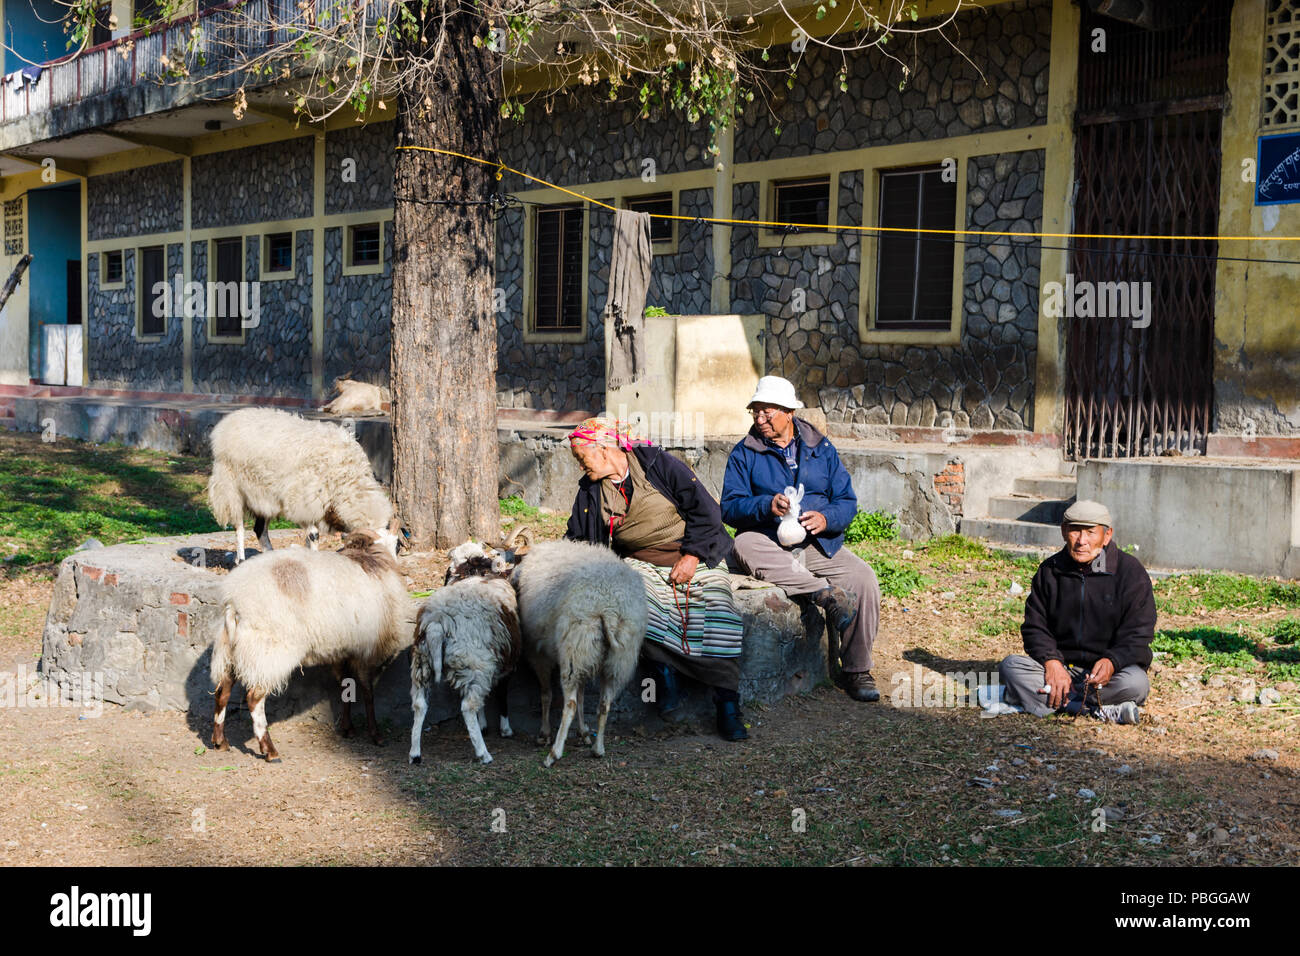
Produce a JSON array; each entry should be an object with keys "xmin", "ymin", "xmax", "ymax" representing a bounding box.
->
[{"xmin": 1256, "ymin": 131, "xmax": 1300, "ymax": 205}]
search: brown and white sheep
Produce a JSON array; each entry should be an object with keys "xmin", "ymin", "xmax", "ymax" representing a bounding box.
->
[
  {"xmin": 510, "ymin": 539, "xmax": 648, "ymax": 766},
  {"xmin": 206, "ymin": 406, "xmax": 393, "ymax": 563},
  {"xmin": 210, "ymin": 518, "xmax": 413, "ymax": 761}
]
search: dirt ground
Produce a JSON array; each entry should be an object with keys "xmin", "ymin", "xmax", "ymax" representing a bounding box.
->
[{"xmin": 2, "ymin": 559, "xmax": 1296, "ymax": 866}]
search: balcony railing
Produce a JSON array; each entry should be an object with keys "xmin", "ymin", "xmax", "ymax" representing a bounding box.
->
[{"xmin": 1, "ymin": 0, "xmax": 373, "ymax": 125}]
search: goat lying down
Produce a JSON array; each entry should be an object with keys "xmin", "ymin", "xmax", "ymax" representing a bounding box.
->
[
  {"xmin": 511, "ymin": 539, "xmax": 648, "ymax": 767},
  {"xmin": 409, "ymin": 534, "xmax": 532, "ymax": 765},
  {"xmin": 211, "ymin": 518, "xmax": 411, "ymax": 761}
]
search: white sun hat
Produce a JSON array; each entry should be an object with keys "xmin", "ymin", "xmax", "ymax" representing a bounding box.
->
[{"xmin": 746, "ymin": 375, "xmax": 804, "ymax": 410}]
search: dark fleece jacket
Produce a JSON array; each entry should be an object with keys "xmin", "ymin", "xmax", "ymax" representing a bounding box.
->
[{"xmin": 1021, "ymin": 539, "xmax": 1156, "ymax": 672}]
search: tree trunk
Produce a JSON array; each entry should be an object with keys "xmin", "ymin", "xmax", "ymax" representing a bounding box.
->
[{"xmin": 392, "ymin": 6, "xmax": 502, "ymax": 549}]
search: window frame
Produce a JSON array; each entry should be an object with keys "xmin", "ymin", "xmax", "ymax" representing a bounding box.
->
[
  {"xmin": 135, "ymin": 244, "xmax": 167, "ymax": 341},
  {"xmin": 523, "ymin": 201, "xmax": 589, "ymax": 344},
  {"xmin": 862, "ymin": 160, "xmax": 965, "ymax": 345},
  {"xmin": 622, "ymin": 190, "xmax": 678, "ymax": 255},
  {"xmin": 100, "ymin": 249, "xmax": 125, "ymax": 290},
  {"xmin": 343, "ymin": 221, "xmax": 384, "ymax": 276},
  {"xmin": 260, "ymin": 231, "xmax": 295, "ymax": 280},
  {"xmin": 206, "ymin": 235, "xmax": 249, "ymax": 345},
  {"xmin": 758, "ymin": 174, "xmax": 839, "ymax": 248}
]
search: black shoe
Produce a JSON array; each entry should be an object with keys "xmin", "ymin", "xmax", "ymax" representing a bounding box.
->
[
  {"xmin": 841, "ymin": 670, "xmax": 880, "ymax": 703},
  {"xmin": 650, "ymin": 662, "xmax": 682, "ymax": 719},
  {"xmin": 716, "ymin": 699, "xmax": 749, "ymax": 741},
  {"xmin": 814, "ymin": 585, "xmax": 859, "ymax": 639}
]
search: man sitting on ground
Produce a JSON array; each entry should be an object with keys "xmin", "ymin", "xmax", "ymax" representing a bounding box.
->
[{"xmin": 996, "ymin": 500, "xmax": 1155, "ymax": 723}]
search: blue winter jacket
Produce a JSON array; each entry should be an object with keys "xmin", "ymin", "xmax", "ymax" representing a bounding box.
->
[{"xmin": 720, "ymin": 418, "xmax": 858, "ymax": 557}]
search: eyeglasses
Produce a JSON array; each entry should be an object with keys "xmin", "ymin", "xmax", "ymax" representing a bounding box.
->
[{"xmin": 750, "ymin": 407, "xmax": 787, "ymax": 421}]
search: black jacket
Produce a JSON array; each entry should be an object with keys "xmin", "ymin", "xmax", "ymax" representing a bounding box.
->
[
  {"xmin": 1021, "ymin": 540, "xmax": 1156, "ymax": 672},
  {"xmin": 564, "ymin": 444, "xmax": 733, "ymax": 568}
]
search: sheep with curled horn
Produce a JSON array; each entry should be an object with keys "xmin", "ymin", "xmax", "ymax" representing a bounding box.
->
[{"xmin": 408, "ymin": 526, "xmax": 534, "ymax": 764}]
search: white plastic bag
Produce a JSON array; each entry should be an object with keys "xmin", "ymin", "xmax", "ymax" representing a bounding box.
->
[{"xmin": 777, "ymin": 483, "xmax": 807, "ymax": 546}]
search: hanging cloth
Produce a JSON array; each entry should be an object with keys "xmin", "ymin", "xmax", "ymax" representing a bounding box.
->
[{"xmin": 604, "ymin": 208, "xmax": 653, "ymax": 389}]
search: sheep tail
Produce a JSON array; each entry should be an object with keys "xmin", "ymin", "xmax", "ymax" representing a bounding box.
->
[
  {"xmin": 414, "ymin": 609, "xmax": 443, "ymax": 685},
  {"xmin": 206, "ymin": 459, "xmax": 243, "ymax": 529},
  {"xmin": 210, "ymin": 605, "xmax": 237, "ymax": 686}
]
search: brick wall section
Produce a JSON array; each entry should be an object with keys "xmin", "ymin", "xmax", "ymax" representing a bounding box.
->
[{"xmin": 933, "ymin": 460, "xmax": 966, "ymax": 516}]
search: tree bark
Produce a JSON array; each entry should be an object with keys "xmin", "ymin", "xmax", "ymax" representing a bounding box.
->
[{"xmin": 392, "ymin": 4, "xmax": 502, "ymax": 549}]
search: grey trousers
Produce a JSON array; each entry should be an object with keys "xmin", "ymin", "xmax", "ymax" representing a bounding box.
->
[
  {"xmin": 730, "ymin": 531, "xmax": 881, "ymax": 672},
  {"xmin": 998, "ymin": 654, "xmax": 1150, "ymax": 718}
]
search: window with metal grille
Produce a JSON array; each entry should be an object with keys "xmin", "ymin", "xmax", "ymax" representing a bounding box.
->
[
  {"xmin": 212, "ymin": 237, "xmax": 244, "ymax": 337},
  {"xmin": 265, "ymin": 232, "xmax": 293, "ymax": 274},
  {"xmin": 625, "ymin": 194, "xmax": 673, "ymax": 244},
  {"xmin": 533, "ymin": 205, "xmax": 584, "ymax": 331},
  {"xmin": 1264, "ymin": 0, "xmax": 1300, "ymax": 129},
  {"xmin": 874, "ymin": 166, "xmax": 957, "ymax": 330},
  {"xmin": 139, "ymin": 245, "xmax": 165, "ymax": 336},
  {"xmin": 349, "ymin": 224, "xmax": 381, "ymax": 267},
  {"xmin": 771, "ymin": 177, "xmax": 831, "ymax": 234},
  {"xmin": 103, "ymin": 250, "xmax": 123, "ymax": 285}
]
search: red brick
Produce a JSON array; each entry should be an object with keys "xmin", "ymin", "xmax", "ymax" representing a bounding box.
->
[
  {"xmin": 83, "ymin": 567, "xmax": 103, "ymax": 581},
  {"xmin": 103, "ymin": 573, "xmax": 118, "ymax": 587},
  {"xmin": 170, "ymin": 592, "xmax": 190, "ymax": 605},
  {"xmin": 177, "ymin": 612, "xmax": 189, "ymax": 638}
]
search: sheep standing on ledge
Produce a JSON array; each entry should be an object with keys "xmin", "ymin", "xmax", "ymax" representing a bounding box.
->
[
  {"xmin": 207, "ymin": 406, "xmax": 393, "ymax": 563},
  {"xmin": 210, "ymin": 519, "xmax": 412, "ymax": 761}
]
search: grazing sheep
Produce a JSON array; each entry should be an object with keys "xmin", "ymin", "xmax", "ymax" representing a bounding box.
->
[
  {"xmin": 210, "ymin": 518, "xmax": 412, "ymax": 761},
  {"xmin": 207, "ymin": 406, "xmax": 392, "ymax": 563},
  {"xmin": 321, "ymin": 377, "xmax": 391, "ymax": 417},
  {"xmin": 510, "ymin": 539, "xmax": 648, "ymax": 766},
  {"xmin": 409, "ymin": 554, "xmax": 518, "ymax": 765}
]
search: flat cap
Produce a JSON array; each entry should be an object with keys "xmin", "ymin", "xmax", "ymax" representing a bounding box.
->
[{"xmin": 1061, "ymin": 499, "xmax": 1112, "ymax": 528}]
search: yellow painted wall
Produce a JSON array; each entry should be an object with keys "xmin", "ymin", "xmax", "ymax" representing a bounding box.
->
[{"xmin": 1215, "ymin": 0, "xmax": 1300, "ymax": 434}]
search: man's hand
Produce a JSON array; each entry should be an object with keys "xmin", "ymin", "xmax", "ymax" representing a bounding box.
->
[
  {"xmin": 669, "ymin": 553, "xmax": 699, "ymax": 586},
  {"xmin": 770, "ymin": 493, "xmax": 791, "ymax": 518},
  {"xmin": 1086, "ymin": 657, "xmax": 1115, "ymax": 688},
  {"xmin": 1039, "ymin": 659, "xmax": 1073, "ymax": 710},
  {"xmin": 799, "ymin": 511, "xmax": 828, "ymax": 535}
]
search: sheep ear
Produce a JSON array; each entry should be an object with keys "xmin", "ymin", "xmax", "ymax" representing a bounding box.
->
[{"xmin": 506, "ymin": 526, "xmax": 534, "ymax": 556}]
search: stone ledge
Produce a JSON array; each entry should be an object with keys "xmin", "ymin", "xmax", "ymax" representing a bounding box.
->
[{"xmin": 38, "ymin": 533, "xmax": 828, "ymax": 736}]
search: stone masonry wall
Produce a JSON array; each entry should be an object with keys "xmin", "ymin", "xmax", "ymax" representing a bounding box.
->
[
  {"xmin": 325, "ymin": 121, "xmax": 395, "ymax": 214},
  {"xmin": 189, "ymin": 231, "xmax": 313, "ymax": 397},
  {"xmin": 87, "ymin": 244, "xmax": 185, "ymax": 391},
  {"xmin": 88, "ymin": 161, "xmax": 183, "ymax": 240},
  {"xmin": 192, "ymin": 137, "xmax": 313, "ymax": 229},
  {"xmin": 734, "ymin": 0, "xmax": 1050, "ymax": 162},
  {"xmin": 323, "ymin": 222, "xmax": 393, "ymax": 388}
]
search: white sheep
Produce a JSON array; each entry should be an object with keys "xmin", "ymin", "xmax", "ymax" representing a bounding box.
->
[
  {"xmin": 510, "ymin": 539, "xmax": 648, "ymax": 766},
  {"xmin": 321, "ymin": 377, "xmax": 391, "ymax": 417},
  {"xmin": 206, "ymin": 406, "xmax": 393, "ymax": 563},
  {"xmin": 410, "ymin": 571, "xmax": 518, "ymax": 765},
  {"xmin": 210, "ymin": 518, "xmax": 413, "ymax": 761}
]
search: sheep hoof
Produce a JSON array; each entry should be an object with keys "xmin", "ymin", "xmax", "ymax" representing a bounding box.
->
[
  {"xmin": 212, "ymin": 739, "xmax": 229, "ymax": 751},
  {"xmin": 578, "ymin": 733, "xmax": 594, "ymax": 746},
  {"xmin": 499, "ymin": 719, "xmax": 513, "ymax": 738},
  {"xmin": 477, "ymin": 752, "xmax": 494, "ymax": 765},
  {"xmin": 534, "ymin": 733, "xmax": 550, "ymax": 746},
  {"xmin": 591, "ymin": 746, "xmax": 605, "ymax": 759},
  {"xmin": 543, "ymin": 752, "xmax": 558, "ymax": 768},
  {"xmin": 409, "ymin": 755, "xmax": 421, "ymax": 765}
]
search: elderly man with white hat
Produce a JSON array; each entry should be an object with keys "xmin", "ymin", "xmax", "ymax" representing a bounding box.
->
[
  {"xmin": 721, "ymin": 376, "xmax": 883, "ymax": 702},
  {"xmin": 996, "ymin": 500, "xmax": 1156, "ymax": 723}
]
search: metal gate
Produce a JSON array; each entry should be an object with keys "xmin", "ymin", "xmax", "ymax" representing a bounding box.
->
[{"xmin": 1063, "ymin": 2, "xmax": 1232, "ymax": 460}]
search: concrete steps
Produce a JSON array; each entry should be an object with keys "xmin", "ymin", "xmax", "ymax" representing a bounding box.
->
[{"xmin": 962, "ymin": 473, "xmax": 1076, "ymax": 549}]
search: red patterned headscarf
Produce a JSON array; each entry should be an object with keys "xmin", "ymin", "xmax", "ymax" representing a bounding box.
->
[{"xmin": 566, "ymin": 417, "xmax": 650, "ymax": 451}]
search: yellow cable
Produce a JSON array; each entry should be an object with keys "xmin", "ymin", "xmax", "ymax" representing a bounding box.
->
[{"xmin": 396, "ymin": 145, "xmax": 1300, "ymax": 244}]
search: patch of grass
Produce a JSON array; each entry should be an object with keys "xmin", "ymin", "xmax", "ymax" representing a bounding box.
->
[
  {"xmin": 977, "ymin": 600, "xmax": 1023, "ymax": 638},
  {"xmin": 0, "ymin": 433, "xmax": 219, "ymax": 567},
  {"xmin": 1153, "ymin": 572, "xmax": 1300, "ymax": 616},
  {"xmin": 1268, "ymin": 616, "xmax": 1300, "ymax": 645},
  {"xmin": 870, "ymin": 556, "xmax": 927, "ymax": 598},
  {"xmin": 844, "ymin": 510, "xmax": 899, "ymax": 544},
  {"xmin": 1153, "ymin": 625, "xmax": 1300, "ymax": 680},
  {"xmin": 921, "ymin": 534, "xmax": 989, "ymax": 564},
  {"xmin": 498, "ymin": 495, "xmax": 536, "ymax": 518}
]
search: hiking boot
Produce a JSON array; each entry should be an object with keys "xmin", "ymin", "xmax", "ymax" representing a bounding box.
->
[
  {"xmin": 814, "ymin": 585, "xmax": 858, "ymax": 640},
  {"xmin": 841, "ymin": 670, "xmax": 880, "ymax": 703},
  {"xmin": 716, "ymin": 699, "xmax": 749, "ymax": 741},
  {"xmin": 649, "ymin": 662, "xmax": 683, "ymax": 720},
  {"xmin": 1097, "ymin": 701, "xmax": 1140, "ymax": 725}
]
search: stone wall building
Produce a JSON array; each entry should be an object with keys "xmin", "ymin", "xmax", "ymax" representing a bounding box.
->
[{"xmin": 1, "ymin": 0, "xmax": 1298, "ymax": 463}]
